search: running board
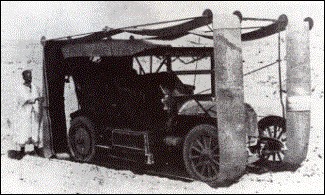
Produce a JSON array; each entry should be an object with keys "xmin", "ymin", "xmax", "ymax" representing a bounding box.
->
[{"xmin": 111, "ymin": 129, "xmax": 154, "ymax": 165}]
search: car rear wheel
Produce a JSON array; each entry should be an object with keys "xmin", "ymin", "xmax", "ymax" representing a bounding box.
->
[
  {"xmin": 68, "ymin": 116, "xmax": 96, "ymax": 162},
  {"xmin": 258, "ymin": 116, "xmax": 286, "ymax": 166},
  {"xmin": 183, "ymin": 124, "xmax": 219, "ymax": 183}
]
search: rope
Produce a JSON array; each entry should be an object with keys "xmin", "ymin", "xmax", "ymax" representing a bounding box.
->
[
  {"xmin": 197, "ymin": 88, "xmax": 211, "ymax": 94},
  {"xmin": 243, "ymin": 61, "xmax": 279, "ymax": 76},
  {"xmin": 206, "ymin": 25, "xmax": 213, "ymax": 32},
  {"xmin": 49, "ymin": 31, "xmax": 97, "ymax": 41},
  {"xmin": 122, "ymin": 16, "xmax": 205, "ymax": 29},
  {"xmin": 196, "ymin": 60, "xmax": 281, "ymax": 94},
  {"xmin": 204, "ymin": 25, "xmax": 268, "ymax": 32},
  {"xmin": 242, "ymin": 17, "xmax": 276, "ymax": 22}
]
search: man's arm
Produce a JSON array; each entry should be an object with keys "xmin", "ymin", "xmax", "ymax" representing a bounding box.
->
[
  {"xmin": 22, "ymin": 99, "xmax": 36, "ymax": 106},
  {"xmin": 34, "ymin": 97, "xmax": 45, "ymax": 102}
]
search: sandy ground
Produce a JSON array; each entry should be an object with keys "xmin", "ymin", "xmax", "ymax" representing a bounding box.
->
[{"xmin": 1, "ymin": 24, "xmax": 324, "ymax": 193}]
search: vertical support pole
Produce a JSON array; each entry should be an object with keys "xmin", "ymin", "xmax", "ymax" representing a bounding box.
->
[
  {"xmin": 210, "ymin": 54, "xmax": 216, "ymax": 96},
  {"xmin": 213, "ymin": 13, "xmax": 247, "ymax": 183},
  {"xmin": 166, "ymin": 55, "xmax": 172, "ymax": 73},
  {"xmin": 284, "ymin": 17, "xmax": 312, "ymax": 166},
  {"xmin": 150, "ymin": 56, "xmax": 153, "ymax": 73},
  {"xmin": 277, "ymin": 32, "xmax": 286, "ymax": 118},
  {"xmin": 40, "ymin": 36, "xmax": 54, "ymax": 158}
]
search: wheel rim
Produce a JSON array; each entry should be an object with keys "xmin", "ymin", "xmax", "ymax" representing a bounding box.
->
[
  {"xmin": 260, "ymin": 124, "xmax": 286, "ymax": 162},
  {"xmin": 189, "ymin": 134, "xmax": 219, "ymax": 180},
  {"xmin": 71, "ymin": 125, "xmax": 92, "ymax": 159}
]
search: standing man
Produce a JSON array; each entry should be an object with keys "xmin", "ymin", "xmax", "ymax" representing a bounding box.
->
[{"xmin": 9, "ymin": 69, "xmax": 43, "ymax": 160}]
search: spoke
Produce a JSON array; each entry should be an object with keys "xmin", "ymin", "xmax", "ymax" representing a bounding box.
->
[
  {"xmin": 196, "ymin": 139, "xmax": 204, "ymax": 150},
  {"xmin": 273, "ymin": 126, "xmax": 278, "ymax": 138},
  {"xmin": 204, "ymin": 136, "xmax": 212, "ymax": 150},
  {"xmin": 272, "ymin": 153, "xmax": 276, "ymax": 161},
  {"xmin": 200, "ymin": 164, "xmax": 207, "ymax": 176},
  {"xmin": 191, "ymin": 145, "xmax": 203, "ymax": 154},
  {"xmin": 190, "ymin": 155, "xmax": 201, "ymax": 160},
  {"xmin": 196, "ymin": 160, "xmax": 208, "ymax": 167},
  {"xmin": 277, "ymin": 128, "xmax": 284, "ymax": 140},
  {"xmin": 211, "ymin": 163, "xmax": 218, "ymax": 175},
  {"xmin": 203, "ymin": 137, "xmax": 208, "ymax": 149},
  {"xmin": 207, "ymin": 164, "xmax": 212, "ymax": 178},
  {"xmin": 267, "ymin": 127, "xmax": 272, "ymax": 137},
  {"xmin": 277, "ymin": 152, "xmax": 282, "ymax": 161},
  {"xmin": 211, "ymin": 158, "xmax": 220, "ymax": 166},
  {"xmin": 212, "ymin": 144, "xmax": 219, "ymax": 153},
  {"xmin": 212, "ymin": 154, "xmax": 219, "ymax": 159}
]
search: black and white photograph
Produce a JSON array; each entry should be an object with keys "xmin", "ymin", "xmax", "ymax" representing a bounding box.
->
[{"xmin": 1, "ymin": 1, "xmax": 324, "ymax": 194}]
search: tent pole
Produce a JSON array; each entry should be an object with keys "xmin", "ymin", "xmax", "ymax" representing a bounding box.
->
[
  {"xmin": 277, "ymin": 32, "xmax": 285, "ymax": 118},
  {"xmin": 40, "ymin": 36, "xmax": 54, "ymax": 158}
]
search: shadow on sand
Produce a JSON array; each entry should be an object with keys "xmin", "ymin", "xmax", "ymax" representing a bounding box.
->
[{"xmin": 8, "ymin": 147, "xmax": 300, "ymax": 187}]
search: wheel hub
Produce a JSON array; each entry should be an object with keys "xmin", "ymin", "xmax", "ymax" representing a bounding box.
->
[
  {"xmin": 260, "ymin": 137, "xmax": 284, "ymax": 152},
  {"xmin": 73, "ymin": 126, "xmax": 91, "ymax": 155},
  {"xmin": 202, "ymin": 149, "xmax": 212, "ymax": 156}
]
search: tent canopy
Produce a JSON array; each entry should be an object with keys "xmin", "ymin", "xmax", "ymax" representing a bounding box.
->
[
  {"xmin": 47, "ymin": 9, "xmax": 288, "ymax": 46},
  {"xmin": 41, "ymin": 10, "xmax": 288, "ymax": 156},
  {"xmin": 61, "ymin": 39, "xmax": 171, "ymax": 58}
]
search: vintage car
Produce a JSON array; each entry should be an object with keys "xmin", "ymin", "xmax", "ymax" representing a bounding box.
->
[{"xmin": 40, "ymin": 9, "xmax": 294, "ymax": 186}]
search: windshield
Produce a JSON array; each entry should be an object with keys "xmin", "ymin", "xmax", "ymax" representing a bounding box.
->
[{"xmin": 132, "ymin": 55, "xmax": 213, "ymax": 95}]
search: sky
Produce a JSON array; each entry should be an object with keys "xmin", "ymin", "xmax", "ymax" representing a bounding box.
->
[{"xmin": 1, "ymin": 1, "xmax": 324, "ymax": 41}]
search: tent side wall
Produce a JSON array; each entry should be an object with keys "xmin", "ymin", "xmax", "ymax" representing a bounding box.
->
[{"xmin": 42, "ymin": 42, "xmax": 69, "ymax": 157}]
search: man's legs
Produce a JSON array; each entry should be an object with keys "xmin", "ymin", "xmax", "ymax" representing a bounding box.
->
[
  {"xmin": 8, "ymin": 143, "xmax": 26, "ymax": 160},
  {"xmin": 17, "ymin": 144, "xmax": 26, "ymax": 160},
  {"xmin": 19, "ymin": 144, "xmax": 25, "ymax": 153},
  {"xmin": 31, "ymin": 138, "xmax": 43, "ymax": 157}
]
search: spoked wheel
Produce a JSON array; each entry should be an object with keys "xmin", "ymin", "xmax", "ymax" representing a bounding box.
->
[
  {"xmin": 183, "ymin": 125, "xmax": 219, "ymax": 183},
  {"xmin": 68, "ymin": 116, "xmax": 96, "ymax": 162},
  {"xmin": 257, "ymin": 116, "xmax": 286, "ymax": 165}
]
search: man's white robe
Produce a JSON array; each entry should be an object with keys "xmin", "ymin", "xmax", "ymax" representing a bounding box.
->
[{"xmin": 14, "ymin": 83, "xmax": 41, "ymax": 146}]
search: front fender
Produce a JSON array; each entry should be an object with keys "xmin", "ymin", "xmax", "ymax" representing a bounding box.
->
[{"xmin": 178, "ymin": 100, "xmax": 257, "ymax": 135}]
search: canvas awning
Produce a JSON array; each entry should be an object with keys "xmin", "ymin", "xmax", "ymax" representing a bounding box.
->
[{"xmin": 61, "ymin": 39, "xmax": 171, "ymax": 58}]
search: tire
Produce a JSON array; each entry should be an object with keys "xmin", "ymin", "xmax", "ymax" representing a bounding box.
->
[
  {"xmin": 257, "ymin": 116, "xmax": 286, "ymax": 166},
  {"xmin": 183, "ymin": 124, "xmax": 220, "ymax": 184},
  {"xmin": 68, "ymin": 116, "xmax": 96, "ymax": 162}
]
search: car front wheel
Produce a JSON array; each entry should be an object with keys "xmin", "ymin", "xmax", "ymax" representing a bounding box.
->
[
  {"xmin": 68, "ymin": 116, "xmax": 96, "ymax": 162},
  {"xmin": 183, "ymin": 124, "xmax": 220, "ymax": 184}
]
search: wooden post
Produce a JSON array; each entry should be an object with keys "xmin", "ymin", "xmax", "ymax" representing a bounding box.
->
[
  {"xmin": 284, "ymin": 17, "xmax": 312, "ymax": 166},
  {"xmin": 213, "ymin": 13, "xmax": 247, "ymax": 183}
]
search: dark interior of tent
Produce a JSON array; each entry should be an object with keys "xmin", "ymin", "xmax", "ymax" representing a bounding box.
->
[
  {"xmin": 44, "ymin": 40, "xmax": 146, "ymax": 153},
  {"xmin": 43, "ymin": 40, "xmax": 193, "ymax": 153}
]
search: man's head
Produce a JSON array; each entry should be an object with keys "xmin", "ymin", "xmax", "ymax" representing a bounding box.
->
[{"xmin": 22, "ymin": 70, "xmax": 32, "ymax": 84}]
